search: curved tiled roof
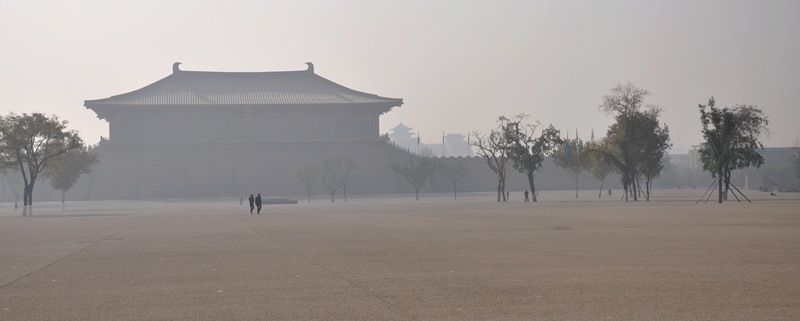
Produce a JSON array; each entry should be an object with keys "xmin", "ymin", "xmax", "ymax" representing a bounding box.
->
[{"xmin": 85, "ymin": 63, "xmax": 403, "ymax": 107}]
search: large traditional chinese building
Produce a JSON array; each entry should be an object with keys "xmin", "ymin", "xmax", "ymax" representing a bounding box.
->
[{"xmin": 81, "ymin": 62, "xmax": 408, "ymax": 200}]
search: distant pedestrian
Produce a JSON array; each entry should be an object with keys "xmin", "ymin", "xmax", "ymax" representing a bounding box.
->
[
  {"xmin": 255, "ymin": 193, "xmax": 262, "ymax": 214},
  {"xmin": 15, "ymin": 202, "xmax": 18, "ymax": 211},
  {"xmin": 248, "ymin": 194, "xmax": 255, "ymax": 214},
  {"xmin": 524, "ymin": 190, "xmax": 529, "ymax": 202},
  {"xmin": 240, "ymin": 195, "xmax": 243, "ymax": 205}
]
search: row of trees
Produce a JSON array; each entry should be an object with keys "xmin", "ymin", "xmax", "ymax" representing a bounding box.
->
[
  {"xmin": 469, "ymin": 82, "xmax": 771, "ymax": 204},
  {"xmin": 293, "ymin": 156, "xmax": 358, "ymax": 203},
  {"xmin": 294, "ymin": 154, "xmax": 471, "ymax": 202},
  {"xmin": 0, "ymin": 113, "xmax": 98, "ymax": 214}
]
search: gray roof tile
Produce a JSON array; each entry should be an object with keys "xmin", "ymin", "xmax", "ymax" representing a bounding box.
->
[{"xmin": 85, "ymin": 65, "xmax": 403, "ymax": 107}]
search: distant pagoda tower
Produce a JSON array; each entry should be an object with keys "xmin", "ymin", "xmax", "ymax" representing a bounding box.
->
[{"xmin": 388, "ymin": 122, "xmax": 417, "ymax": 151}]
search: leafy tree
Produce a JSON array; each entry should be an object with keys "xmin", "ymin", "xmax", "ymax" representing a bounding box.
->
[
  {"xmin": 44, "ymin": 148, "xmax": 98, "ymax": 210},
  {"xmin": 440, "ymin": 162, "xmax": 468, "ymax": 199},
  {"xmin": 698, "ymin": 97, "xmax": 768, "ymax": 203},
  {"xmin": 293, "ymin": 162, "xmax": 320, "ymax": 203},
  {"xmin": 637, "ymin": 114, "xmax": 671, "ymax": 201},
  {"xmin": 598, "ymin": 83, "xmax": 668, "ymax": 202},
  {"xmin": 471, "ymin": 118, "xmax": 512, "ymax": 202},
  {"xmin": 0, "ymin": 113, "xmax": 83, "ymax": 214},
  {"xmin": 391, "ymin": 155, "xmax": 439, "ymax": 201},
  {"xmin": 502, "ymin": 114, "xmax": 562, "ymax": 202},
  {"xmin": 585, "ymin": 140, "xmax": 614, "ymax": 198},
  {"xmin": 553, "ymin": 136, "xmax": 589, "ymax": 198}
]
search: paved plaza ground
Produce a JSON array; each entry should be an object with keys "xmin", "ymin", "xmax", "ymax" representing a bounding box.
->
[{"xmin": 1, "ymin": 190, "xmax": 798, "ymax": 320}]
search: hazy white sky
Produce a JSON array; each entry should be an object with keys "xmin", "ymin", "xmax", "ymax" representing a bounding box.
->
[{"xmin": 2, "ymin": 0, "xmax": 798, "ymax": 152}]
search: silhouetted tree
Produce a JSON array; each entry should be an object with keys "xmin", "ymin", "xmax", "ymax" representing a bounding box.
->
[
  {"xmin": 471, "ymin": 118, "xmax": 511, "ymax": 202},
  {"xmin": 598, "ymin": 83, "xmax": 668, "ymax": 202},
  {"xmin": 44, "ymin": 148, "xmax": 98, "ymax": 210},
  {"xmin": 293, "ymin": 163, "xmax": 320, "ymax": 203},
  {"xmin": 391, "ymin": 155, "xmax": 439, "ymax": 201},
  {"xmin": 698, "ymin": 97, "xmax": 768, "ymax": 203},
  {"xmin": 0, "ymin": 113, "xmax": 83, "ymax": 215},
  {"xmin": 440, "ymin": 162, "xmax": 468, "ymax": 199},
  {"xmin": 502, "ymin": 114, "xmax": 563, "ymax": 202}
]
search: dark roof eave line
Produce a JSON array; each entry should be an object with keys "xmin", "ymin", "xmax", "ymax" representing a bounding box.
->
[{"xmin": 84, "ymin": 102, "xmax": 402, "ymax": 109}]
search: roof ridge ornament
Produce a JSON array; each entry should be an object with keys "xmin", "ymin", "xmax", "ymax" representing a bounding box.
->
[
  {"xmin": 305, "ymin": 62, "xmax": 314, "ymax": 73},
  {"xmin": 173, "ymin": 62, "xmax": 182, "ymax": 74}
]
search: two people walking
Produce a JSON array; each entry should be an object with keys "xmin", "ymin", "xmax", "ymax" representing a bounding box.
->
[{"xmin": 248, "ymin": 193, "xmax": 262, "ymax": 214}]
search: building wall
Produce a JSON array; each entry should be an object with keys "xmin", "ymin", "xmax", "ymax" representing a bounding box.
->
[{"xmin": 107, "ymin": 105, "xmax": 382, "ymax": 143}]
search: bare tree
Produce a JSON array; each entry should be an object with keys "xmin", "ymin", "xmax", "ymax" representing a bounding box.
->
[
  {"xmin": 322, "ymin": 156, "xmax": 358, "ymax": 202},
  {"xmin": 321, "ymin": 169, "xmax": 338, "ymax": 202},
  {"xmin": 391, "ymin": 155, "xmax": 439, "ymax": 201},
  {"xmin": 471, "ymin": 124, "xmax": 510, "ymax": 202},
  {"xmin": 293, "ymin": 162, "xmax": 320, "ymax": 203},
  {"xmin": 441, "ymin": 162, "xmax": 468, "ymax": 199}
]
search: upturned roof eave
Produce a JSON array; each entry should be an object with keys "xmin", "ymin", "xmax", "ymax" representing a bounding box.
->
[{"xmin": 84, "ymin": 64, "xmax": 404, "ymax": 107}]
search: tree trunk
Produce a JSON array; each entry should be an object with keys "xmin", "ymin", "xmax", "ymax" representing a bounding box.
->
[
  {"xmin": 415, "ymin": 187, "xmax": 420, "ymax": 201},
  {"xmin": 453, "ymin": 182, "xmax": 457, "ymax": 199},
  {"xmin": 501, "ymin": 179, "xmax": 507, "ymax": 202},
  {"xmin": 598, "ymin": 178, "xmax": 604, "ymax": 198},
  {"xmin": 23, "ymin": 183, "xmax": 34, "ymax": 206},
  {"xmin": 631, "ymin": 177, "xmax": 638, "ymax": 201},
  {"xmin": 718, "ymin": 167, "xmax": 724, "ymax": 203},
  {"xmin": 574, "ymin": 173, "xmax": 579, "ymax": 198},
  {"xmin": 496, "ymin": 181, "xmax": 502, "ymax": 202},
  {"xmin": 62, "ymin": 190, "xmax": 66, "ymax": 211},
  {"xmin": 307, "ymin": 188, "xmax": 312, "ymax": 203},
  {"xmin": 527, "ymin": 172, "xmax": 538, "ymax": 202},
  {"xmin": 623, "ymin": 182, "xmax": 629, "ymax": 202},
  {"xmin": 343, "ymin": 188, "xmax": 348, "ymax": 202}
]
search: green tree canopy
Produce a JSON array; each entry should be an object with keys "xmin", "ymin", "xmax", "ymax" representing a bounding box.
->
[
  {"xmin": 502, "ymin": 114, "xmax": 563, "ymax": 202},
  {"xmin": 698, "ymin": 97, "xmax": 768, "ymax": 203},
  {"xmin": 598, "ymin": 83, "xmax": 669, "ymax": 201},
  {"xmin": 0, "ymin": 113, "xmax": 83, "ymax": 214},
  {"xmin": 44, "ymin": 148, "xmax": 99, "ymax": 209},
  {"xmin": 553, "ymin": 136, "xmax": 589, "ymax": 198}
]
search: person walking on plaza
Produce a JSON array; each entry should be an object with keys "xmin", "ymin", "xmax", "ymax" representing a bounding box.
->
[
  {"xmin": 248, "ymin": 194, "xmax": 255, "ymax": 214},
  {"xmin": 524, "ymin": 190, "xmax": 529, "ymax": 202},
  {"xmin": 255, "ymin": 193, "xmax": 262, "ymax": 214}
]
